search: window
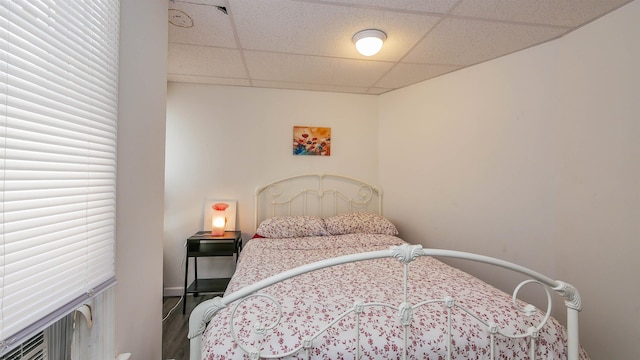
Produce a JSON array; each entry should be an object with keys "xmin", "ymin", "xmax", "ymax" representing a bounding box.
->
[
  {"xmin": 0, "ymin": 332, "xmax": 44, "ymax": 360},
  {"xmin": 0, "ymin": 0, "xmax": 119, "ymax": 355}
]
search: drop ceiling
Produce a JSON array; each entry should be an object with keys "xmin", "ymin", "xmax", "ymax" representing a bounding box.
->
[{"xmin": 168, "ymin": 0, "xmax": 633, "ymax": 95}]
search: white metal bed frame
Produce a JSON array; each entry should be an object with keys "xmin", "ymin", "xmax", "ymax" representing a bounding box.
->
[
  {"xmin": 188, "ymin": 173, "xmax": 582, "ymax": 360},
  {"xmin": 253, "ymin": 173, "xmax": 383, "ymax": 227}
]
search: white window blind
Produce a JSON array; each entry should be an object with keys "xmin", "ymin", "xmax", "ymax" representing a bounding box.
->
[{"xmin": 0, "ymin": 0, "xmax": 119, "ymax": 355}]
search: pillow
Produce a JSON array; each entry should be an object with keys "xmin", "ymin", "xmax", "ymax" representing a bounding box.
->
[
  {"xmin": 256, "ymin": 216, "xmax": 329, "ymax": 238},
  {"xmin": 324, "ymin": 212, "xmax": 399, "ymax": 236}
]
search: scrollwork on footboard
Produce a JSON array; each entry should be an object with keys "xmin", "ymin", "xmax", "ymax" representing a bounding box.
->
[
  {"xmin": 390, "ymin": 243, "xmax": 424, "ymax": 263},
  {"xmin": 553, "ymin": 280, "xmax": 582, "ymax": 311},
  {"xmin": 228, "ymin": 294, "xmax": 285, "ymax": 358},
  {"xmin": 188, "ymin": 297, "xmax": 226, "ymax": 339},
  {"xmin": 223, "ymin": 292, "xmax": 560, "ymax": 360},
  {"xmin": 188, "ymin": 245, "xmax": 583, "ymax": 360}
]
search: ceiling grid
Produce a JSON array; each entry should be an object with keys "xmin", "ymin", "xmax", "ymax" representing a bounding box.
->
[{"xmin": 168, "ymin": 0, "xmax": 633, "ymax": 94}]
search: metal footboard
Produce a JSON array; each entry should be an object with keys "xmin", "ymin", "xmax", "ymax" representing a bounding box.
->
[{"xmin": 188, "ymin": 244, "xmax": 581, "ymax": 360}]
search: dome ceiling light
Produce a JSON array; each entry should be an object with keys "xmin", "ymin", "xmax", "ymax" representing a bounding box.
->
[{"xmin": 352, "ymin": 29, "xmax": 387, "ymax": 56}]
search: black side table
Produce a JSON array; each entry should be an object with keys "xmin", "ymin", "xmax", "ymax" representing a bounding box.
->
[{"xmin": 183, "ymin": 230, "xmax": 242, "ymax": 313}]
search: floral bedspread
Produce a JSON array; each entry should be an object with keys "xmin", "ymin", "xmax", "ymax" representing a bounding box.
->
[{"xmin": 201, "ymin": 234, "xmax": 588, "ymax": 359}]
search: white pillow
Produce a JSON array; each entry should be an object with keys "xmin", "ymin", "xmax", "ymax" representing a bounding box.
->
[
  {"xmin": 324, "ymin": 212, "xmax": 398, "ymax": 236},
  {"xmin": 256, "ymin": 216, "xmax": 329, "ymax": 238}
]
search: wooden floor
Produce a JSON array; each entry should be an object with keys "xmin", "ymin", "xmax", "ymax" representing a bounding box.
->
[{"xmin": 163, "ymin": 294, "xmax": 215, "ymax": 360}]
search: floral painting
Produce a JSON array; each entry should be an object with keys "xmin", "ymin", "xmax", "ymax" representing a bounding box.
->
[{"xmin": 293, "ymin": 126, "xmax": 331, "ymax": 156}]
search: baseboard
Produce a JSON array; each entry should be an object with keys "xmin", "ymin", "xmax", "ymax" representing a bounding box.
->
[{"xmin": 163, "ymin": 286, "xmax": 183, "ymax": 297}]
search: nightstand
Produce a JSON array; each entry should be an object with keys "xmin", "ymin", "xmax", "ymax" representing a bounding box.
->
[{"xmin": 183, "ymin": 230, "xmax": 242, "ymax": 314}]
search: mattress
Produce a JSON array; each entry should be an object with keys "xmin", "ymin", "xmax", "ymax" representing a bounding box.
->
[{"xmin": 200, "ymin": 234, "xmax": 588, "ymax": 359}]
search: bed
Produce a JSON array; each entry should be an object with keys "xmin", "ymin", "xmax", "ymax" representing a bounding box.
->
[{"xmin": 188, "ymin": 174, "xmax": 586, "ymax": 360}]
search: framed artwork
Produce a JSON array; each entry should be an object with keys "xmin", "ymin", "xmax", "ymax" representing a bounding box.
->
[
  {"xmin": 202, "ymin": 199, "xmax": 237, "ymax": 232},
  {"xmin": 293, "ymin": 126, "xmax": 331, "ymax": 156}
]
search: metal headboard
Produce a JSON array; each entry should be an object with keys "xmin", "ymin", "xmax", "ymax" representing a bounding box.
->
[{"xmin": 254, "ymin": 173, "xmax": 382, "ymax": 228}]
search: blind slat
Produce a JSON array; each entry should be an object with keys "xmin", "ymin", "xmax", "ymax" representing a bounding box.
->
[{"xmin": 0, "ymin": 0, "xmax": 119, "ymax": 353}]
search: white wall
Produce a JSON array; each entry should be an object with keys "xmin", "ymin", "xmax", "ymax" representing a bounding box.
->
[
  {"xmin": 379, "ymin": 1, "xmax": 640, "ymax": 358},
  {"xmin": 116, "ymin": 0, "xmax": 167, "ymax": 358},
  {"xmin": 555, "ymin": 1, "xmax": 640, "ymax": 356},
  {"xmin": 164, "ymin": 84, "xmax": 379, "ymax": 295}
]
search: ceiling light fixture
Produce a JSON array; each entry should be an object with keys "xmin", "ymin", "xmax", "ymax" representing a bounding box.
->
[{"xmin": 352, "ymin": 29, "xmax": 387, "ymax": 56}]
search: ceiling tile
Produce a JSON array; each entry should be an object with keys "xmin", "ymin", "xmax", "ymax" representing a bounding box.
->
[
  {"xmin": 325, "ymin": 0, "xmax": 460, "ymax": 14},
  {"xmin": 404, "ymin": 18, "xmax": 568, "ymax": 66},
  {"xmin": 169, "ymin": 2, "xmax": 237, "ymax": 48},
  {"xmin": 167, "ymin": 74, "xmax": 251, "ymax": 87},
  {"xmin": 244, "ymin": 51, "xmax": 394, "ymax": 88},
  {"xmin": 251, "ymin": 80, "xmax": 371, "ymax": 94},
  {"xmin": 452, "ymin": 0, "xmax": 633, "ymax": 28},
  {"xmin": 365, "ymin": 87, "xmax": 392, "ymax": 95},
  {"xmin": 168, "ymin": 43, "xmax": 247, "ymax": 78},
  {"xmin": 166, "ymin": 0, "xmax": 632, "ymax": 94},
  {"xmin": 172, "ymin": 0, "xmax": 225, "ymax": 6},
  {"xmin": 229, "ymin": 0, "xmax": 441, "ymax": 61},
  {"xmin": 376, "ymin": 63, "xmax": 462, "ymax": 89}
]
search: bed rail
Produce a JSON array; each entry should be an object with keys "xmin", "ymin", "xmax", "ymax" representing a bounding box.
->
[{"xmin": 188, "ymin": 244, "xmax": 581, "ymax": 360}]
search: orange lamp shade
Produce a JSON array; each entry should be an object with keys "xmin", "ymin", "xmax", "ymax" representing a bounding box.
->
[{"xmin": 211, "ymin": 202, "xmax": 229, "ymax": 236}]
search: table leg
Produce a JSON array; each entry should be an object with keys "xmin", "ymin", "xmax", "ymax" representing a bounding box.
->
[
  {"xmin": 183, "ymin": 253, "xmax": 189, "ymax": 314},
  {"xmin": 193, "ymin": 257, "xmax": 199, "ymax": 297},
  {"xmin": 235, "ymin": 237, "xmax": 240, "ymax": 263}
]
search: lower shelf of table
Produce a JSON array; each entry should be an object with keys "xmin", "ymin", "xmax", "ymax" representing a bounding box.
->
[{"xmin": 186, "ymin": 278, "xmax": 231, "ymax": 295}]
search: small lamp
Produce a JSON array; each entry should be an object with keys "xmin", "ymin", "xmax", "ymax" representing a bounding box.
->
[
  {"xmin": 211, "ymin": 203, "xmax": 229, "ymax": 236},
  {"xmin": 352, "ymin": 29, "xmax": 387, "ymax": 56}
]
